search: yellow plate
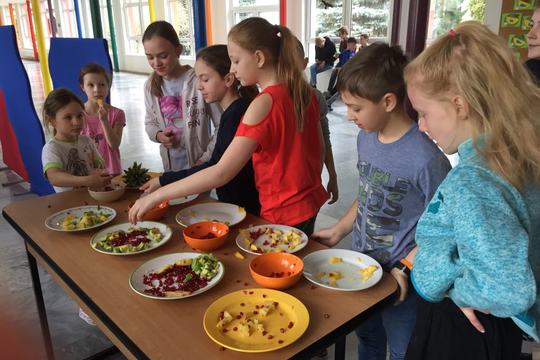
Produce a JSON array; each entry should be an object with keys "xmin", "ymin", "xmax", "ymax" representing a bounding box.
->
[
  {"xmin": 203, "ymin": 288, "xmax": 309, "ymax": 353},
  {"xmin": 113, "ymin": 171, "xmax": 161, "ymax": 189}
]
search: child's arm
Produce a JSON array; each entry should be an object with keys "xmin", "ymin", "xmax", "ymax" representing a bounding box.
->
[
  {"xmin": 311, "ymin": 199, "xmax": 357, "ymax": 247},
  {"xmin": 98, "ymin": 106, "xmax": 124, "ymax": 149},
  {"xmin": 318, "ymin": 96, "xmax": 338, "ymax": 204},
  {"xmin": 412, "ymin": 168, "xmax": 536, "ymax": 317},
  {"xmin": 196, "ymin": 102, "xmax": 222, "ymax": 164},
  {"xmin": 129, "ymin": 94, "xmax": 272, "ymax": 223},
  {"xmin": 46, "ymin": 168, "xmax": 111, "ymax": 188},
  {"xmin": 143, "ymin": 82, "xmax": 163, "ymax": 143}
]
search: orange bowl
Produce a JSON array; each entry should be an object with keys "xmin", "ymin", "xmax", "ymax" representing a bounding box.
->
[
  {"xmin": 128, "ymin": 200, "xmax": 169, "ymax": 221},
  {"xmin": 183, "ymin": 221, "xmax": 229, "ymax": 251},
  {"xmin": 249, "ymin": 252, "xmax": 304, "ymax": 290}
]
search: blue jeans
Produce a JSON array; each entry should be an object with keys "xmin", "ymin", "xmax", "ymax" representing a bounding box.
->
[
  {"xmin": 309, "ymin": 63, "xmax": 333, "ymax": 87},
  {"xmin": 355, "ymin": 288, "xmax": 419, "ymax": 360}
]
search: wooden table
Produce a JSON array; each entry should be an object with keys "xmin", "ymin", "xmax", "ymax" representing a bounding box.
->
[{"xmin": 3, "ymin": 189, "xmax": 397, "ymax": 360}]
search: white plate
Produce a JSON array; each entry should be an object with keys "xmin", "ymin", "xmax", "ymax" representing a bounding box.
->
[
  {"xmin": 235, "ymin": 224, "xmax": 308, "ymax": 255},
  {"xmin": 45, "ymin": 205, "xmax": 116, "ymax": 232},
  {"xmin": 175, "ymin": 202, "xmax": 246, "ymax": 227},
  {"xmin": 129, "ymin": 252, "xmax": 224, "ymax": 300},
  {"xmin": 90, "ymin": 221, "xmax": 172, "ymax": 256},
  {"xmin": 302, "ymin": 249, "xmax": 383, "ymax": 291},
  {"xmin": 169, "ymin": 194, "xmax": 198, "ymax": 206}
]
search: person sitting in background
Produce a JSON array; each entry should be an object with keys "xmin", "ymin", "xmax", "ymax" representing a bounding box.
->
[
  {"xmin": 310, "ymin": 36, "xmax": 336, "ymax": 88},
  {"xmin": 337, "ymin": 26, "xmax": 349, "ymax": 53},
  {"xmin": 325, "ymin": 37, "xmax": 358, "ymax": 110},
  {"xmin": 359, "ymin": 33, "xmax": 370, "ymax": 49}
]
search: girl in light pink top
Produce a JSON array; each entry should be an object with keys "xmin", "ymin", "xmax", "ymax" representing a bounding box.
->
[{"xmin": 80, "ymin": 63, "xmax": 126, "ymax": 176}]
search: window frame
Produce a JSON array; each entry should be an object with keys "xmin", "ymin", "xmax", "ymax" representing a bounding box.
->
[
  {"xmin": 229, "ymin": 0, "xmax": 280, "ymax": 28},
  {"xmin": 164, "ymin": 0, "xmax": 196, "ymax": 58},
  {"xmin": 122, "ymin": 0, "xmax": 150, "ymax": 55},
  {"xmin": 306, "ymin": 0, "xmax": 394, "ymax": 62}
]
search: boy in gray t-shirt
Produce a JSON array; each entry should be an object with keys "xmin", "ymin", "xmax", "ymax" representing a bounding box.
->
[{"xmin": 312, "ymin": 43, "xmax": 450, "ymax": 360}]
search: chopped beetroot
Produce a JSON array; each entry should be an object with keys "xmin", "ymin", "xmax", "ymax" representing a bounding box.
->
[
  {"xmin": 143, "ymin": 264, "xmax": 208, "ymax": 297},
  {"xmin": 288, "ymin": 321, "xmax": 294, "ymax": 329}
]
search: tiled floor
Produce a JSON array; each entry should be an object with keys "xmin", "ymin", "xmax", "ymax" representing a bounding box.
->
[{"xmin": 0, "ymin": 60, "xmax": 360, "ymax": 359}]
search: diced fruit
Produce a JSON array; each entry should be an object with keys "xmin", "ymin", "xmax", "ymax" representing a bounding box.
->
[{"xmin": 234, "ymin": 251, "xmax": 245, "ymax": 259}]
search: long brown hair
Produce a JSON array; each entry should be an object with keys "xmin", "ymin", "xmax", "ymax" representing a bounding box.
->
[
  {"xmin": 405, "ymin": 21, "xmax": 540, "ymax": 190},
  {"xmin": 228, "ymin": 17, "xmax": 311, "ymax": 131},
  {"xmin": 42, "ymin": 88, "xmax": 84, "ymax": 136},
  {"xmin": 196, "ymin": 45, "xmax": 258, "ymax": 102},
  {"xmin": 142, "ymin": 21, "xmax": 184, "ymax": 97}
]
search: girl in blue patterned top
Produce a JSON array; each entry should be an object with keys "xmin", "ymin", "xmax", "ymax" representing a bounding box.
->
[{"xmin": 404, "ymin": 21, "xmax": 540, "ymax": 360}]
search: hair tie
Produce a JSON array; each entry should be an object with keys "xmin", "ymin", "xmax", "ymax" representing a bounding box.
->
[
  {"xmin": 448, "ymin": 28, "xmax": 457, "ymax": 38},
  {"xmin": 274, "ymin": 24, "xmax": 282, "ymax": 38}
]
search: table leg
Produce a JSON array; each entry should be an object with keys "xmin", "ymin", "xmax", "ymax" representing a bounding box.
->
[
  {"xmin": 335, "ymin": 335, "xmax": 346, "ymax": 360},
  {"xmin": 26, "ymin": 242, "xmax": 55, "ymax": 360}
]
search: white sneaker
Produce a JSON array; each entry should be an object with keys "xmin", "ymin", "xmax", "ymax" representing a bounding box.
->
[{"xmin": 78, "ymin": 308, "xmax": 96, "ymax": 326}]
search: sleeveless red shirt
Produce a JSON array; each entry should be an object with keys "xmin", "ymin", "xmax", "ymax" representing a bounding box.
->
[{"xmin": 235, "ymin": 84, "xmax": 328, "ymax": 225}]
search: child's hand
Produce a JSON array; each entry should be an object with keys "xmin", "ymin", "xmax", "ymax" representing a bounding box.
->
[
  {"xmin": 157, "ymin": 131, "xmax": 175, "ymax": 148},
  {"xmin": 97, "ymin": 103, "xmax": 107, "ymax": 123},
  {"xmin": 140, "ymin": 177, "xmax": 161, "ymax": 193},
  {"xmin": 459, "ymin": 307, "xmax": 489, "ymax": 333},
  {"xmin": 390, "ymin": 267, "xmax": 409, "ymax": 306},
  {"xmin": 128, "ymin": 192, "xmax": 159, "ymax": 224},
  {"xmin": 326, "ymin": 177, "xmax": 339, "ymax": 204},
  {"xmin": 311, "ymin": 227, "xmax": 341, "ymax": 247},
  {"xmin": 87, "ymin": 169, "xmax": 112, "ymax": 188}
]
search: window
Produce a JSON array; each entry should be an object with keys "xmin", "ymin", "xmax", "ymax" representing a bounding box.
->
[
  {"xmin": 99, "ymin": 2, "xmax": 113, "ymax": 54},
  {"xmin": 310, "ymin": 0, "xmax": 343, "ymax": 38},
  {"xmin": 39, "ymin": 0, "xmax": 53, "ymax": 49},
  {"xmin": 58, "ymin": 0, "xmax": 78, "ymax": 37},
  {"xmin": 351, "ymin": 0, "xmax": 391, "ymax": 39},
  {"xmin": 1, "ymin": 6, "xmax": 12, "ymax": 25},
  {"xmin": 426, "ymin": 0, "xmax": 485, "ymax": 45},
  {"xmin": 16, "ymin": 3, "xmax": 33, "ymax": 49},
  {"xmin": 122, "ymin": 0, "xmax": 150, "ymax": 54},
  {"xmin": 230, "ymin": 0, "xmax": 280, "ymax": 27},
  {"xmin": 165, "ymin": 0, "xmax": 195, "ymax": 56},
  {"xmin": 307, "ymin": 0, "xmax": 391, "ymax": 61}
]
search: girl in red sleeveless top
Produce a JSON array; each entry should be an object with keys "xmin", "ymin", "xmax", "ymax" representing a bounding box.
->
[{"xmin": 130, "ymin": 17, "xmax": 327, "ymax": 236}]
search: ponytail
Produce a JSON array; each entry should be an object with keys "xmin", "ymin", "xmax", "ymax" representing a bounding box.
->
[
  {"xmin": 229, "ymin": 17, "xmax": 312, "ymax": 131},
  {"xmin": 275, "ymin": 25, "xmax": 311, "ymax": 131}
]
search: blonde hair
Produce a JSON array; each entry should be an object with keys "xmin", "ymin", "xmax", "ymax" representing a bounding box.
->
[
  {"xmin": 228, "ymin": 17, "xmax": 311, "ymax": 131},
  {"xmin": 405, "ymin": 21, "xmax": 540, "ymax": 190}
]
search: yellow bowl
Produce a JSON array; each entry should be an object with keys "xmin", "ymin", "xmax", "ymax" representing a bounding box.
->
[{"xmin": 249, "ymin": 252, "xmax": 303, "ymax": 290}]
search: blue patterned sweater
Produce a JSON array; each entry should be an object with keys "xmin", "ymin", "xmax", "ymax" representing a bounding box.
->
[{"xmin": 411, "ymin": 139, "xmax": 540, "ymax": 341}]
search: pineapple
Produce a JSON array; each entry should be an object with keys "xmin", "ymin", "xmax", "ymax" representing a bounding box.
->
[{"xmin": 122, "ymin": 162, "xmax": 150, "ymax": 188}]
